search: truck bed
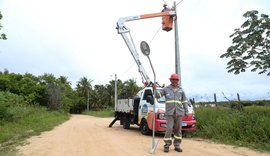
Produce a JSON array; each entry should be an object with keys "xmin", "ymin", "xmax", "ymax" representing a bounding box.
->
[{"xmin": 116, "ymin": 99, "xmax": 134, "ymax": 113}]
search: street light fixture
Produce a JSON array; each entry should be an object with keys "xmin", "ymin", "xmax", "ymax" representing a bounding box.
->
[{"xmin": 140, "ymin": 41, "xmax": 159, "ymax": 154}]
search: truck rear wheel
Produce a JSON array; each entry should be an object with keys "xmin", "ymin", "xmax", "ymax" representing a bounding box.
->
[
  {"xmin": 140, "ymin": 119, "xmax": 151, "ymax": 135},
  {"xmin": 123, "ymin": 115, "xmax": 130, "ymax": 129}
]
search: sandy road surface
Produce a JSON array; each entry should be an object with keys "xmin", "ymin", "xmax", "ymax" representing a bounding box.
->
[{"xmin": 17, "ymin": 115, "xmax": 269, "ymax": 156}]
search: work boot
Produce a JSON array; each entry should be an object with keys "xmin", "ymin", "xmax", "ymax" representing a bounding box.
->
[
  {"xmin": 163, "ymin": 145, "xmax": 169, "ymax": 153},
  {"xmin": 174, "ymin": 147, "xmax": 183, "ymax": 152},
  {"xmin": 164, "ymin": 147, "xmax": 169, "ymax": 153}
]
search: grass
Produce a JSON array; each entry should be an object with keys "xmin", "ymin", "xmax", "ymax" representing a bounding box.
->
[
  {"xmin": 192, "ymin": 106, "xmax": 270, "ymax": 152},
  {"xmin": 0, "ymin": 106, "xmax": 70, "ymax": 156}
]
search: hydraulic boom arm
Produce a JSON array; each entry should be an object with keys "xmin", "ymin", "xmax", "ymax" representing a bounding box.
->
[{"xmin": 116, "ymin": 7, "xmax": 176, "ymax": 85}]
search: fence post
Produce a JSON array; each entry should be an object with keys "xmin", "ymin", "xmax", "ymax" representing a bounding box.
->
[
  {"xmin": 237, "ymin": 93, "xmax": 241, "ymax": 101},
  {"xmin": 214, "ymin": 93, "xmax": 217, "ymax": 107}
]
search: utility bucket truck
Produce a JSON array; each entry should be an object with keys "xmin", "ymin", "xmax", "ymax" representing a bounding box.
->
[{"xmin": 109, "ymin": 5, "xmax": 197, "ymax": 135}]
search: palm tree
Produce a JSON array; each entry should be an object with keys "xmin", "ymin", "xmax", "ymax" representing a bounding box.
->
[
  {"xmin": 76, "ymin": 77, "xmax": 93, "ymax": 112},
  {"xmin": 123, "ymin": 79, "xmax": 140, "ymax": 97},
  {"xmin": 92, "ymin": 84, "xmax": 110, "ymax": 109}
]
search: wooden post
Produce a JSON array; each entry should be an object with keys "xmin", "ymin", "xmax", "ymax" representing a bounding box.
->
[
  {"xmin": 214, "ymin": 93, "xmax": 217, "ymax": 107},
  {"xmin": 237, "ymin": 93, "xmax": 241, "ymax": 101}
]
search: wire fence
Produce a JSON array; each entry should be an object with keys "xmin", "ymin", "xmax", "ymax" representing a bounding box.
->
[{"xmin": 189, "ymin": 92, "xmax": 270, "ymax": 103}]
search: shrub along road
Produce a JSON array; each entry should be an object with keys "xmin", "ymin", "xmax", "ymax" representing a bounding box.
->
[{"xmin": 17, "ymin": 115, "xmax": 269, "ymax": 156}]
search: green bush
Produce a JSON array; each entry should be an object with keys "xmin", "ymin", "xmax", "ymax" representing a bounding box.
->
[
  {"xmin": 0, "ymin": 91, "xmax": 70, "ymax": 154},
  {"xmin": 0, "ymin": 91, "xmax": 29, "ymax": 122}
]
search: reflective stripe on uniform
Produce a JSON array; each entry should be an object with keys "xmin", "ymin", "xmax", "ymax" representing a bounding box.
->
[
  {"xmin": 166, "ymin": 100, "xmax": 188, "ymax": 104},
  {"xmin": 163, "ymin": 137, "xmax": 172, "ymax": 141},
  {"xmin": 174, "ymin": 135, "xmax": 182, "ymax": 140}
]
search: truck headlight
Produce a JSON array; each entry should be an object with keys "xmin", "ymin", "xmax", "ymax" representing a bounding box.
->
[{"xmin": 157, "ymin": 113, "xmax": 166, "ymax": 120}]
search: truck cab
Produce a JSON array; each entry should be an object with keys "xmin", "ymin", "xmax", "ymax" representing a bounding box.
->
[{"xmin": 137, "ymin": 86, "xmax": 197, "ymax": 135}]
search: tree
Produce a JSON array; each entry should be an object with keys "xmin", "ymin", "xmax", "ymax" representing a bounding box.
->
[
  {"xmin": 106, "ymin": 79, "xmax": 123, "ymax": 107},
  {"xmin": 91, "ymin": 84, "xmax": 110, "ymax": 110},
  {"xmin": 57, "ymin": 76, "xmax": 76, "ymax": 112},
  {"xmin": 220, "ymin": 10, "xmax": 270, "ymax": 76},
  {"xmin": 105, "ymin": 81, "xmax": 115, "ymax": 108},
  {"xmin": 40, "ymin": 73, "xmax": 63, "ymax": 110},
  {"xmin": 46, "ymin": 82, "xmax": 62, "ymax": 111},
  {"xmin": 123, "ymin": 79, "xmax": 141, "ymax": 97},
  {"xmin": 76, "ymin": 77, "xmax": 93, "ymax": 111},
  {"xmin": 0, "ymin": 12, "xmax": 7, "ymax": 40}
]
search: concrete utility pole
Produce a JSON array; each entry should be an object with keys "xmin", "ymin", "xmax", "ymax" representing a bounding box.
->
[{"xmin": 174, "ymin": 1, "xmax": 182, "ymax": 87}]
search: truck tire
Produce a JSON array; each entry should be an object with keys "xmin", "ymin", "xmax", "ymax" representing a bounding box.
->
[
  {"xmin": 123, "ymin": 115, "xmax": 130, "ymax": 129},
  {"xmin": 140, "ymin": 119, "xmax": 151, "ymax": 135}
]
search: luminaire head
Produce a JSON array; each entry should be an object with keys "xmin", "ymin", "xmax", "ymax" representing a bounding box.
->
[{"xmin": 140, "ymin": 41, "xmax": 150, "ymax": 56}]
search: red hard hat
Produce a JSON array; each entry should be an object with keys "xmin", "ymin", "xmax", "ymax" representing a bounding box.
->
[{"xmin": 169, "ymin": 73, "xmax": 179, "ymax": 80}]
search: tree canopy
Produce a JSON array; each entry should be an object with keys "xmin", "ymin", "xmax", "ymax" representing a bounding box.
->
[
  {"xmin": 0, "ymin": 12, "xmax": 7, "ymax": 40},
  {"xmin": 0, "ymin": 69, "xmax": 141, "ymax": 113},
  {"xmin": 220, "ymin": 10, "xmax": 270, "ymax": 76}
]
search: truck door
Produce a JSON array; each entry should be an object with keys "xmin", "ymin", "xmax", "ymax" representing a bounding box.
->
[{"xmin": 138, "ymin": 89, "xmax": 153, "ymax": 124}]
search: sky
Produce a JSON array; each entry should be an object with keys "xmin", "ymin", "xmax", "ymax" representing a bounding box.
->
[{"xmin": 0, "ymin": 0, "xmax": 269, "ymax": 101}]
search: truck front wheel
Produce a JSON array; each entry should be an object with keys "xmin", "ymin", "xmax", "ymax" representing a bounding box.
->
[{"xmin": 140, "ymin": 119, "xmax": 151, "ymax": 135}]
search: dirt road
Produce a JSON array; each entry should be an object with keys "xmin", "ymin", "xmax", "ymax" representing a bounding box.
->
[{"xmin": 17, "ymin": 115, "xmax": 269, "ymax": 156}]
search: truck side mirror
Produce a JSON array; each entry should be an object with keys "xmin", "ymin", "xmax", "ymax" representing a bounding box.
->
[{"xmin": 146, "ymin": 95, "xmax": 154, "ymax": 105}]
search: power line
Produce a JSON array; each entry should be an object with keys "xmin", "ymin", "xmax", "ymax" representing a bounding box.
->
[
  {"xmin": 118, "ymin": 61, "xmax": 136, "ymax": 78},
  {"xmin": 176, "ymin": 0, "xmax": 184, "ymax": 7},
  {"xmin": 149, "ymin": 25, "xmax": 162, "ymax": 45}
]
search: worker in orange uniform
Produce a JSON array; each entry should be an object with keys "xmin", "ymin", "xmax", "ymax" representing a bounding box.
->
[{"xmin": 157, "ymin": 73, "xmax": 189, "ymax": 153}]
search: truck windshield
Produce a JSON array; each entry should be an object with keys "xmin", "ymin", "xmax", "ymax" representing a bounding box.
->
[{"xmin": 157, "ymin": 96, "xmax": 166, "ymax": 103}]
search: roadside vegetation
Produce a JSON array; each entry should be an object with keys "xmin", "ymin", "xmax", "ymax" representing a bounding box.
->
[
  {"xmin": 189, "ymin": 101, "xmax": 270, "ymax": 152},
  {"xmin": 0, "ymin": 92, "xmax": 70, "ymax": 155},
  {"xmin": 0, "ymin": 69, "xmax": 140, "ymax": 155}
]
